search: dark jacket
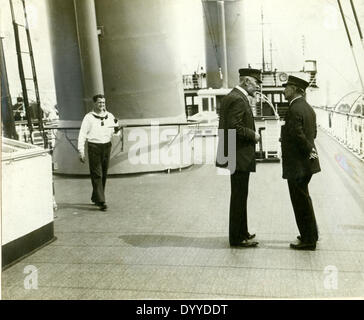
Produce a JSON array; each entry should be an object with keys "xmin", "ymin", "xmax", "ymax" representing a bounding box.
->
[
  {"xmin": 280, "ymin": 96, "xmax": 321, "ymax": 180},
  {"xmin": 216, "ymin": 87, "xmax": 257, "ymax": 172}
]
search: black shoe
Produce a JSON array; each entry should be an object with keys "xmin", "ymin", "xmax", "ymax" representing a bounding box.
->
[
  {"xmin": 96, "ymin": 202, "xmax": 107, "ymax": 211},
  {"xmin": 290, "ymin": 241, "xmax": 316, "ymax": 251},
  {"xmin": 231, "ymin": 239, "xmax": 259, "ymax": 248},
  {"xmin": 247, "ymin": 233, "xmax": 256, "ymax": 240}
]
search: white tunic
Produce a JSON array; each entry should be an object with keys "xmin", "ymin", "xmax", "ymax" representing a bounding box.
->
[{"xmin": 78, "ymin": 111, "xmax": 120, "ymax": 155}]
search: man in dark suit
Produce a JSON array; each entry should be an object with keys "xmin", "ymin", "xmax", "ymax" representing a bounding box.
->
[
  {"xmin": 216, "ymin": 68, "xmax": 261, "ymax": 248},
  {"xmin": 281, "ymin": 75, "xmax": 321, "ymax": 250}
]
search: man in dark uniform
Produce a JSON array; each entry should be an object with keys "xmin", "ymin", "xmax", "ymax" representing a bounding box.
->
[
  {"xmin": 13, "ymin": 97, "xmax": 24, "ymax": 121},
  {"xmin": 281, "ymin": 75, "xmax": 321, "ymax": 250},
  {"xmin": 216, "ymin": 68, "xmax": 261, "ymax": 248}
]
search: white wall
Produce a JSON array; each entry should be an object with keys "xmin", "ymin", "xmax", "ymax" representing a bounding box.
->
[{"xmin": 2, "ymin": 152, "xmax": 53, "ymax": 244}]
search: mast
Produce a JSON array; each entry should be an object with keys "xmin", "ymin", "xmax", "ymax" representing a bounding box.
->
[
  {"xmin": 261, "ymin": 6, "xmax": 265, "ymax": 72},
  {"xmin": 1, "ymin": 37, "xmax": 18, "ymax": 140},
  {"xmin": 269, "ymin": 38, "xmax": 275, "ymax": 72}
]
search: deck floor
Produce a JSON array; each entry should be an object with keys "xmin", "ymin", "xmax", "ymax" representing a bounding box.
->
[{"xmin": 2, "ymin": 129, "xmax": 364, "ymax": 299}]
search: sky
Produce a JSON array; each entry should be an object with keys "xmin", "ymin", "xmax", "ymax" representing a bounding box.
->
[
  {"xmin": 1, "ymin": 0, "xmax": 364, "ymax": 110},
  {"xmin": 242, "ymin": 0, "xmax": 364, "ymax": 105},
  {"xmin": 174, "ymin": 0, "xmax": 364, "ymax": 105}
]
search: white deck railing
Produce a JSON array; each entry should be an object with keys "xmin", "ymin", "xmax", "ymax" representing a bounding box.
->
[{"xmin": 314, "ymin": 106, "xmax": 364, "ymax": 160}]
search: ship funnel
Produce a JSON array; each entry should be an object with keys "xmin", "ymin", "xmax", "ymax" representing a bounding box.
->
[{"xmin": 202, "ymin": 0, "xmax": 247, "ymax": 89}]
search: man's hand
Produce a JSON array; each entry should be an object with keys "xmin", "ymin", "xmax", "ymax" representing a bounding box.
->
[
  {"xmin": 79, "ymin": 152, "xmax": 85, "ymax": 163},
  {"xmin": 114, "ymin": 125, "xmax": 122, "ymax": 133},
  {"xmin": 309, "ymin": 147, "xmax": 318, "ymax": 160},
  {"xmin": 254, "ymin": 132, "xmax": 261, "ymax": 143}
]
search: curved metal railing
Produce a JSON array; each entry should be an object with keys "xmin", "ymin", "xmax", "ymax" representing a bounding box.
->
[{"xmin": 314, "ymin": 105, "xmax": 364, "ymax": 160}]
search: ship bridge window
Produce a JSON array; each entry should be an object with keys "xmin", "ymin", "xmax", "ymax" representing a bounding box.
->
[
  {"xmin": 202, "ymin": 98, "xmax": 209, "ymax": 111},
  {"xmin": 337, "ymin": 103, "xmax": 350, "ymax": 113},
  {"xmin": 352, "ymin": 103, "xmax": 364, "ymax": 116},
  {"xmin": 274, "ymin": 93, "xmax": 281, "ymax": 103}
]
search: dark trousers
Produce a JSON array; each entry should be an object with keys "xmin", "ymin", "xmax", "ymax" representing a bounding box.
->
[
  {"xmin": 287, "ymin": 175, "xmax": 318, "ymax": 243},
  {"xmin": 88, "ymin": 142, "xmax": 111, "ymax": 204},
  {"xmin": 229, "ymin": 171, "xmax": 250, "ymax": 245}
]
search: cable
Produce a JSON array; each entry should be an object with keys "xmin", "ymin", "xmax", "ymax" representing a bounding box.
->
[{"xmin": 325, "ymin": 0, "xmax": 356, "ymax": 24}]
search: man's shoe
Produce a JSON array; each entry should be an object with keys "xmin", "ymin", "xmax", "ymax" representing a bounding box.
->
[
  {"xmin": 290, "ymin": 241, "xmax": 316, "ymax": 251},
  {"xmin": 247, "ymin": 233, "xmax": 256, "ymax": 240},
  {"xmin": 231, "ymin": 239, "xmax": 258, "ymax": 248},
  {"xmin": 97, "ymin": 203, "xmax": 107, "ymax": 211}
]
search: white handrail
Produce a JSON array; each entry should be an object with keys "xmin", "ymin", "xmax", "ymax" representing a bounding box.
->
[
  {"xmin": 313, "ymin": 106, "xmax": 364, "ymax": 160},
  {"xmin": 255, "ymin": 91, "xmax": 280, "ymax": 119}
]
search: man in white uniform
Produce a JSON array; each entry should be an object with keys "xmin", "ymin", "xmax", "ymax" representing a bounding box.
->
[{"xmin": 78, "ymin": 94, "xmax": 120, "ymax": 211}]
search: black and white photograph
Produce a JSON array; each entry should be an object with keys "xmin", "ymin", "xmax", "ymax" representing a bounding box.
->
[{"xmin": 1, "ymin": 0, "xmax": 364, "ymax": 302}]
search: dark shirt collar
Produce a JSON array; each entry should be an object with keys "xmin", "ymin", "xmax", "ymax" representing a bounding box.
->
[{"xmin": 91, "ymin": 112, "xmax": 108, "ymax": 120}]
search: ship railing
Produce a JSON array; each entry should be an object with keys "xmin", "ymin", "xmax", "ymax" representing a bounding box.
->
[
  {"xmin": 313, "ymin": 106, "xmax": 364, "ymax": 160},
  {"xmin": 183, "ymin": 74, "xmax": 207, "ymax": 90},
  {"xmin": 44, "ymin": 120, "xmax": 201, "ymax": 174},
  {"xmin": 261, "ymin": 74, "xmax": 278, "ymax": 87},
  {"xmin": 14, "ymin": 120, "xmax": 54, "ymax": 148}
]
